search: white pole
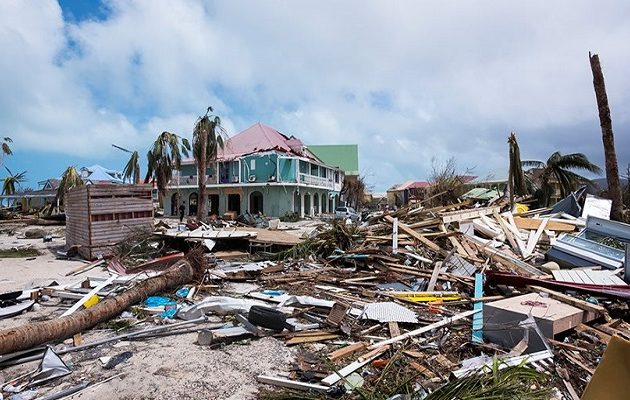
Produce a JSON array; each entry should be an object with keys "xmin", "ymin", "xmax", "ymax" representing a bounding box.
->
[{"xmin": 392, "ymin": 217, "xmax": 399, "ymax": 254}]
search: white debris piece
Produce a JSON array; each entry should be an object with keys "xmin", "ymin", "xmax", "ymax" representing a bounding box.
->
[{"xmin": 360, "ymin": 302, "xmax": 418, "ymax": 323}]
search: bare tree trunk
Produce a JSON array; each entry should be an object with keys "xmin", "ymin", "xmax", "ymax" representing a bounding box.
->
[
  {"xmin": 0, "ymin": 261, "xmax": 195, "ymax": 355},
  {"xmin": 590, "ymin": 52, "xmax": 624, "ymax": 221},
  {"xmin": 197, "ymin": 133, "xmax": 208, "ymax": 220}
]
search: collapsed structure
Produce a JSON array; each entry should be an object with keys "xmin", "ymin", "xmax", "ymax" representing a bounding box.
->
[{"xmin": 1, "ymin": 183, "xmax": 629, "ymax": 399}]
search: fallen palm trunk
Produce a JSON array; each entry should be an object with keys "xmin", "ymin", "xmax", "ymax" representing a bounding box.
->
[{"xmin": 0, "ymin": 259, "xmax": 198, "ymax": 355}]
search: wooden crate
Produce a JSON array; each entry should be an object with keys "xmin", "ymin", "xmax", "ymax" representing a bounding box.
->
[{"xmin": 65, "ymin": 184, "xmax": 154, "ymax": 260}]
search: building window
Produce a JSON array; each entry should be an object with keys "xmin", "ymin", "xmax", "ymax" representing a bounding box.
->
[
  {"xmin": 250, "ymin": 159, "xmax": 256, "ymax": 170},
  {"xmin": 335, "ymin": 171, "xmax": 339, "ymax": 183},
  {"xmin": 310, "ymin": 163, "xmax": 318, "ymax": 176}
]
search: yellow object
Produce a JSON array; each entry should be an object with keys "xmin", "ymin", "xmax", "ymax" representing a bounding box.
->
[
  {"xmin": 514, "ymin": 203, "xmax": 529, "ymax": 214},
  {"xmin": 83, "ymin": 294, "xmax": 100, "ymax": 308},
  {"xmin": 391, "ymin": 292, "xmax": 461, "ymax": 302}
]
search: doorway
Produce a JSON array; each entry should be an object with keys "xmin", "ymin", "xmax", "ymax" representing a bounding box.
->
[
  {"xmin": 227, "ymin": 194, "xmax": 241, "ymax": 215},
  {"xmin": 209, "ymin": 194, "xmax": 219, "ymax": 216},
  {"xmin": 249, "ymin": 191, "xmax": 264, "ymax": 214},
  {"xmin": 188, "ymin": 192, "xmax": 198, "ymax": 216}
]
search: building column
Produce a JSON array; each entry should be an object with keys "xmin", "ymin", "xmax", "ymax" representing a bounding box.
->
[
  {"xmin": 317, "ymin": 193, "xmax": 322, "ymax": 215},
  {"xmin": 300, "ymin": 192, "xmax": 305, "ymax": 218}
]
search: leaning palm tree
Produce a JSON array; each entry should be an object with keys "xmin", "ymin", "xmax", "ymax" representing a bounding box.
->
[
  {"xmin": 193, "ymin": 107, "xmax": 226, "ymax": 220},
  {"xmin": 144, "ymin": 131, "xmax": 191, "ymax": 202},
  {"xmin": 523, "ymin": 152, "xmax": 602, "ymax": 207},
  {"xmin": 2, "ymin": 167, "xmax": 26, "ymax": 207},
  {"xmin": 507, "ymin": 132, "xmax": 528, "ymax": 208}
]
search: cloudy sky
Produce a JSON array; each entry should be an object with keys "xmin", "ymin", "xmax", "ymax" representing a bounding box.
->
[{"xmin": 1, "ymin": 0, "xmax": 629, "ymax": 191}]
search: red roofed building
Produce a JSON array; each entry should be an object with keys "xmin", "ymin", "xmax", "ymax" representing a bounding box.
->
[{"xmin": 166, "ymin": 123, "xmax": 346, "ymax": 218}]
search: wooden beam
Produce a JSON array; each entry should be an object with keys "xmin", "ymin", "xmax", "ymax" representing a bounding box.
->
[
  {"xmin": 61, "ymin": 275, "xmax": 117, "ymax": 317},
  {"xmin": 384, "ymin": 215, "xmax": 444, "ymax": 254},
  {"xmin": 327, "ymin": 342, "xmax": 367, "ymax": 361},
  {"xmin": 367, "ymin": 309, "xmax": 480, "ymax": 351},
  {"xmin": 257, "ymin": 376, "xmax": 329, "ymax": 392},
  {"xmin": 388, "ymin": 321, "xmax": 401, "ymax": 338}
]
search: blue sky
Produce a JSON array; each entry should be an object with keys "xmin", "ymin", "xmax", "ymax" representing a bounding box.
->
[{"xmin": 2, "ymin": 0, "xmax": 630, "ymax": 192}]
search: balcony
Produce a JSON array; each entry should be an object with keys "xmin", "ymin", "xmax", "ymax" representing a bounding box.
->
[
  {"xmin": 299, "ymin": 173, "xmax": 335, "ymax": 189},
  {"xmin": 169, "ymin": 175, "xmax": 218, "ymax": 187}
]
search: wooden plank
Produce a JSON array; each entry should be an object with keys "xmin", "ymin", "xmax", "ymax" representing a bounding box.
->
[
  {"xmin": 367, "ymin": 309, "xmax": 480, "ymax": 351},
  {"xmin": 513, "ymin": 217, "xmax": 575, "ymax": 232},
  {"xmin": 321, "ymin": 346, "xmax": 389, "ymax": 386},
  {"xmin": 384, "ymin": 215, "xmax": 444, "ymax": 254},
  {"xmin": 575, "ymin": 323, "xmax": 611, "ymax": 344},
  {"xmin": 464, "ymin": 235, "xmax": 544, "ymax": 276},
  {"xmin": 61, "ymin": 275, "xmax": 117, "ymax": 317},
  {"xmin": 286, "ymin": 333, "xmax": 339, "ymax": 345},
  {"xmin": 493, "ymin": 211, "xmax": 521, "ymax": 255},
  {"xmin": 257, "ymin": 376, "xmax": 328, "ymax": 393},
  {"xmin": 327, "ymin": 342, "xmax": 367, "ymax": 361},
  {"xmin": 409, "ymin": 361, "xmax": 436, "ymax": 378},
  {"xmin": 426, "ymin": 261, "xmax": 442, "ymax": 292},
  {"xmin": 525, "ymin": 218, "xmax": 548, "ymax": 257},
  {"xmin": 441, "ymin": 206, "xmax": 501, "ymax": 223},
  {"xmin": 388, "ymin": 321, "xmax": 401, "ymax": 338}
]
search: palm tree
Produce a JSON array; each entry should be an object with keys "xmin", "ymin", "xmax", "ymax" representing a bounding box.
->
[
  {"xmin": 507, "ymin": 132, "xmax": 528, "ymax": 208},
  {"xmin": 145, "ymin": 131, "xmax": 191, "ymax": 202},
  {"xmin": 2, "ymin": 167, "xmax": 26, "ymax": 207},
  {"xmin": 112, "ymin": 145, "xmax": 140, "ymax": 184},
  {"xmin": 192, "ymin": 107, "xmax": 226, "ymax": 220},
  {"xmin": 589, "ymin": 52, "xmax": 624, "ymax": 221},
  {"xmin": 523, "ymin": 152, "xmax": 602, "ymax": 207},
  {"xmin": 56, "ymin": 166, "xmax": 84, "ymax": 207}
]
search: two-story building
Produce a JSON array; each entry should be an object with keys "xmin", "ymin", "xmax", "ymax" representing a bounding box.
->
[{"xmin": 164, "ymin": 123, "xmax": 345, "ymax": 218}]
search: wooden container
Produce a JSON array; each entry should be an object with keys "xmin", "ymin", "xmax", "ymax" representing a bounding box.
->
[{"xmin": 65, "ymin": 184, "xmax": 154, "ymax": 260}]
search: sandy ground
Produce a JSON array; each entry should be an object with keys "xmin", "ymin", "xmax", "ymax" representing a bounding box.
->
[{"xmin": 0, "ymin": 223, "xmax": 297, "ymax": 399}]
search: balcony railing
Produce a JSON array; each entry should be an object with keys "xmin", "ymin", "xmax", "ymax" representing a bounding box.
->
[
  {"xmin": 170, "ymin": 175, "xmax": 219, "ymax": 187},
  {"xmin": 299, "ymin": 173, "xmax": 335, "ymax": 189}
]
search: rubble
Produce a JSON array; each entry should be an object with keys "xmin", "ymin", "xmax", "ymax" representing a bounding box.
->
[{"xmin": 0, "ymin": 191, "xmax": 629, "ymax": 399}]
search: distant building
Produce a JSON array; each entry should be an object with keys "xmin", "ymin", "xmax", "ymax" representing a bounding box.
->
[
  {"xmin": 387, "ymin": 176, "xmax": 478, "ymax": 207},
  {"xmin": 0, "ymin": 165, "xmax": 124, "ymax": 210},
  {"xmin": 165, "ymin": 123, "xmax": 346, "ymax": 218}
]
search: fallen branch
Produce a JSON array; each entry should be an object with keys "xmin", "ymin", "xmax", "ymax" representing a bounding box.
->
[{"xmin": 0, "ymin": 259, "xmax": 202, "ymax": 355}]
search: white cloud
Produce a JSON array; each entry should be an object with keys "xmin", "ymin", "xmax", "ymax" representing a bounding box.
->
[{"xmin": 1, "ymin": 0, "xmax": 630, "ymax": 190}]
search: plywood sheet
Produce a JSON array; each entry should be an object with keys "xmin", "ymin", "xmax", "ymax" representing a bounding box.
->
[{"xmin": 513, "ymin": 217, "xmax": 574, "ymax": 232}]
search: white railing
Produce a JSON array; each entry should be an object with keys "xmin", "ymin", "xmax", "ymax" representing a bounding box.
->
[{"xmin": 299, "ymin": 173, "xmax": 334, "ymax": 189}]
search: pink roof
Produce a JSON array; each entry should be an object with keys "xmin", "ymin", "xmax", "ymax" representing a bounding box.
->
[
  {"xmin": 184, "ymin": 122, "xmax": 317, "ymax": 163},
  {"xmin": 221, "ymin": 122, "xmax": 303, "ymax": 159}
]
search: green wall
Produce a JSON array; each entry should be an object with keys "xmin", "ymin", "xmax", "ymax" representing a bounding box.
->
[
  {"xmin": 240, "ymin": 154, "xmax": 278, "ymax": 183},
  {"xmin": 279, "ymin": 158, "xmax": 296, "ymax": 182}
]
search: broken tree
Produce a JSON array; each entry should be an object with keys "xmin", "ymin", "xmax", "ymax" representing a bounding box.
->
[
  {"xmin": 589, "ymin": 52, "xmax": 623, "ymax": 221},
  {"xmin": 0, "ymin": 259, "xmax": 202, "ymax": 355}
]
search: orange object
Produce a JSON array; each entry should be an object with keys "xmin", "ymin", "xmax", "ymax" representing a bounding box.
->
[
  {"xmin": 428, "ymin": 299, "xmax": 444, "ymax": 313},
  {"xmin": 372, "ymin": 359, "xmax": 389, "ymax": 368}
]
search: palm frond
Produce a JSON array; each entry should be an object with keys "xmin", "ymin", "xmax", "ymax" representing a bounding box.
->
[
  {"xmin": 122, "ymin": 151, "xmax": 140, "ymax": 183},
  {"xmin": 553, "ymin": 153, "xmax": 602, "ymax": 174},
  {"xmin": 145, "ymin": 131, "xmax": 188, "ymax": 199},
  {"xmin": 521, "ymin": 160, "xmax": 546, "ymax": 169}
]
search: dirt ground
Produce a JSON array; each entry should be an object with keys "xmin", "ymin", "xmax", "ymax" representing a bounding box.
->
[{"xmin": 0, "ymin": 224, "xmax": 297, "ymax": 399}]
